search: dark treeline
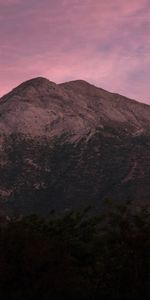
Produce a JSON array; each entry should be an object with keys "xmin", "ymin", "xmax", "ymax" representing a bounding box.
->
[{"xmin": 0, "ymin": 202, "xmax": 150, "ymax": 300}]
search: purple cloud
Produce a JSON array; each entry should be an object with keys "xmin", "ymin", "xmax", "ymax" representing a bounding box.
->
[{"xmin": 0, "ymin": 0, "xmax": 149, "ymax": 103}]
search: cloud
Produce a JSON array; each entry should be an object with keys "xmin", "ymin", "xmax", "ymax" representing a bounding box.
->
[
  {"xmin": 0, "ymin": 0, "xmax": 21, "ymax": 5},
  {"xmin": 0, "ymin": 0, "xmax": 149, "ymax": 103}
]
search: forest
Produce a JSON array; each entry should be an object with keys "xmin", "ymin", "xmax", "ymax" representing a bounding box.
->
[{"xmin": 0, "ymin": 201, "xmax": 150, "ymax": 299}]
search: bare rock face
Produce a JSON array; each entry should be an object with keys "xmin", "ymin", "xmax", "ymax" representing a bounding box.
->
[
  {"xmin": 0, "ymin": 77, "xmax": 150, "ymax": 140},
  {"xmin": 0, "ymin": 77, "xmax": 150, "ymax": 215}
]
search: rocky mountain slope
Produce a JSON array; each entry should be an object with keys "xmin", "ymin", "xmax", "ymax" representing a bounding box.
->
[{"xmin": 0, "ymin": 77, "xmax": 150, "ymax": 215}]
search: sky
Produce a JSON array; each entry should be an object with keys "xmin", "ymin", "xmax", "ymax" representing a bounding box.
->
[{"xmin": 0, "ymin": 0, "xmax": 150, "ymax": 103}]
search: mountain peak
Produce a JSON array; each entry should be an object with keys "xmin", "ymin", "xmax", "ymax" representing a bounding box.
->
[
  {"xmin": 0, "ymin": 77, "xmax": 57, "ymax": 101},
  {"xmin": 14, "ymin": 77, "xmax": 56, "ymax": 91},
  {"xmin": 0, "ymin": 77, "xmax": 150, "ymax": 140},
  {"xmin": 60, "ymin": 79, "xmax": 96, "ymax": 89}
]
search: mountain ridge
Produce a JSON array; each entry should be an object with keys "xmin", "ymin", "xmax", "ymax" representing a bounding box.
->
[
  {"xmin": 1, "ymin": 77, "xmax": 149, "ymax": 107},
  {"xmin": 0, "ymin": 77, "xmax": 149, "ymax": 141}
]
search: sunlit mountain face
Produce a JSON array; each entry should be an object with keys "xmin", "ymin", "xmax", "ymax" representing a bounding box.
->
[{"xmin": 0, "ymin": 77, "xmax": 150, "ymax": 215}]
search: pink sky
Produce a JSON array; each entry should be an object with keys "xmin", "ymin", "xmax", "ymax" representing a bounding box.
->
[{"xmin": 0, "ymin": 0, "xmax": 150, "ymax": 103}]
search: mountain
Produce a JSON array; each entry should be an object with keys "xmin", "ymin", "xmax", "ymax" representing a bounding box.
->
[
  {"xmin": 0, "ymin": 77, "xmax": 150, "ymax": 215},
  {"xmin": 0, "ymin": 77, "xmax": 150, "ymax": 140}
]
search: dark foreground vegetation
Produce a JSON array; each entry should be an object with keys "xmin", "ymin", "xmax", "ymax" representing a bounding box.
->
[{"xmin": 0, "ymin": 202, "xmax": 150, "ymax": 300}]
